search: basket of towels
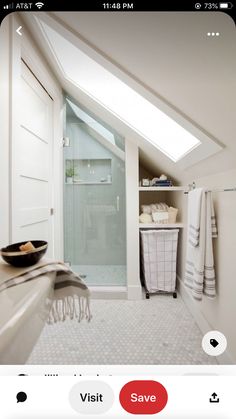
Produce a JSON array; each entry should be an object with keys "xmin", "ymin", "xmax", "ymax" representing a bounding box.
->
[{"xmin": 139, "ymin": 203, "xmax": 178, "ymax": 224}]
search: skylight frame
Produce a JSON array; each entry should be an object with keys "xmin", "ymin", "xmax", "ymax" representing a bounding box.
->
[
  {"xmin": 34, "ymin": 13, "xmax": 223, "ymax": 167},
  {"xmin": 38, "ymin": 20, "xmax": 202, "ymax": 162}
]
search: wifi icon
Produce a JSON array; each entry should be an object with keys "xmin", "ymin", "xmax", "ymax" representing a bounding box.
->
[{"xmin": 35, "ymin": 2, "xmax": 44, "ymax": 8}]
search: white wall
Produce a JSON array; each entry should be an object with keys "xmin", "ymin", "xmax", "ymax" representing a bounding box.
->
[
  {"xmin": 0, "ymin": 14, "xmax": 63, "ymax": 257},
  {"xmin": 179, "ymin": 169, "xmax": 236, "ymax": 363}
]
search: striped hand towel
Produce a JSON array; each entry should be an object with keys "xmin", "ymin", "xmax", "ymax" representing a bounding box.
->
[
  {"xmin": 185, "ymin": 190, "xmax": 217, "ymax": 300},
  {"xmin": 187, "ymin": 188, "xmax": 203, "ymax": 247},
  {"xmin": 210, "ymin": 194, "xmax": 218, "ymax": 238},
  {"xmin": 0, "ymin": 260, "xmax": 91, "ymax": 323},
  {"xmin": 204, "ymin": 191, "xmax": 217, "ymax": 298}
]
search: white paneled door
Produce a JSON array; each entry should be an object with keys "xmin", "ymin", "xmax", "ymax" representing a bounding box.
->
[{"xmin": 11, "ymin": 61, "xmax": 54, "ymax": 256}]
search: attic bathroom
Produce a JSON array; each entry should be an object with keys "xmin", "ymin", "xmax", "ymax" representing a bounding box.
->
[{"xmin": 0, "ymin": 11, "xmax": 236, "ymax": 365}]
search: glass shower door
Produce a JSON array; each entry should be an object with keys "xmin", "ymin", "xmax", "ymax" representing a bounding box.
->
[{"xmin": 64, "ymin": 98, "xmax": 126, "ymax": 286}]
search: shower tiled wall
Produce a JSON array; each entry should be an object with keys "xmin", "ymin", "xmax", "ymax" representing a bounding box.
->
[{"xmin": 64, "ymin": 106, "xmax": 126, "ymax": 285}]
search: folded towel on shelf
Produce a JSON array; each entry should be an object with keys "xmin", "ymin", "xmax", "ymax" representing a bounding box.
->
[
  {"xmin": 153, "ymin": 181, "xmax": 173, "ymax": 187},
  {"xmin": 0, "ymin": 259, "xmax": 91, "ymax": 323},
  {"xmin": 141, "ymin": 203, "xmax": 169, "ymax": 214},
  {"xmin": 139, "ymin": 213, "xmax": 153, "ymax": 223},
  {"xmin": 184, "ymin": 190, "xmax": 217, "ymax": 300},
  {"xmin": 140, "ymin": 203, "xmax": 178, "ymax": 224},
  {"xmin": 150, "ymin": 203, "xmax": 169, "ymax": 212}
]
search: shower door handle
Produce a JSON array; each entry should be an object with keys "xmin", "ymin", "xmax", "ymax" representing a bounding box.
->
[{"xmin": 116, "ymin": 196, "xmax": 120, "ymax": 212}]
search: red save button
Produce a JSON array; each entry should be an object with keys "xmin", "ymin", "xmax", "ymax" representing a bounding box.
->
[{"xmin": 119, "ymin": 380, "xmax": 168, "ymax": 414}]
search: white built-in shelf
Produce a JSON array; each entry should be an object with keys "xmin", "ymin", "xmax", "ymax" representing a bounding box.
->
[
  {"xmin": 139, "ymin": 186, "xmax": 186, "ymax": 192},
  {"xmin": 139, "ymin": 223, "xmax": 184, "ymax": 229}
]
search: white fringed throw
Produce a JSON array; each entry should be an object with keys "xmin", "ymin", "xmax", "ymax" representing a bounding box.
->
[{"xmin": 0, "ymin": 260, "xmax": 91, "ymax": 323}]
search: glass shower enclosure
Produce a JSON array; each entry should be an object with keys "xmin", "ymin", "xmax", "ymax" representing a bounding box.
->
[{"xmin": 63, "ymin": 98, "xmax": 126, "ymax": 286}]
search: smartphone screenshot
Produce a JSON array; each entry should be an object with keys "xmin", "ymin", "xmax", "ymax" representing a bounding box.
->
[{"xmin": 0, "ymin": 0, "xmax": 235, "ymax": 417}]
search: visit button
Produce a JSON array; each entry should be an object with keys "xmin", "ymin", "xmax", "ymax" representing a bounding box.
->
[{"xmin": 119, "ymin": 380, "xmax": 168, "ymax": 414}]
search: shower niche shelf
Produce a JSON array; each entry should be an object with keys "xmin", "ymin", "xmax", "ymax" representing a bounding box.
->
[{"xmin": 65, "ymin": 158, "xmax": 112, "ymax": 184}]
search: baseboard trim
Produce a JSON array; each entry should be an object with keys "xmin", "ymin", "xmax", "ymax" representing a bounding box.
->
[
  {"xmin": 90, "ymin": 284, "xmax": 143, "ymax": 300},
  {"xmin": 90, "ymin": 286, "xmax": 127, "ymax": 300},
  {"xmin": 127, "ymin": 284, "xmax": 143, "ymax": 300},
  {"xmin": 177, "ymin": 276, "xmax": 211, "ymax": 334},
  {"xmin": 177, "ymin": 276, "xmax": 234, "ymax": 365}
]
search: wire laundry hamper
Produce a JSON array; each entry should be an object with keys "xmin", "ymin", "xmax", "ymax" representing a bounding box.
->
[{"xmin": 140, "ymin": 229, "xmax": 179, "ymax": 299}]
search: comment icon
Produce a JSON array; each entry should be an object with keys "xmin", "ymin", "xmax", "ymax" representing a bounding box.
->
[{"xmin": 16, "ymin": 392, "xmax": 27, "ymax": 403}]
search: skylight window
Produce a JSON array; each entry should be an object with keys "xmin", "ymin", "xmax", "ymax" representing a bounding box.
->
[
  {"xmin": 40, "ymin": 20, "xmax": 201, "ymax": 161},
  {"xmin": 67, "ymin": 99, "xmax": 115, "ymax": 146}
]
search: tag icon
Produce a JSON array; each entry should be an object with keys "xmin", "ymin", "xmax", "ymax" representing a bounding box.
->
[{"xmin": 210, "ymin": 338, "xmax": 219, "ymax": 348}]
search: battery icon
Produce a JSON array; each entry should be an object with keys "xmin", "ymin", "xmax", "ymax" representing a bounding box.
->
[{"xmin": 219, "ymin": 2, "xmax": 233, "ymax": 8}]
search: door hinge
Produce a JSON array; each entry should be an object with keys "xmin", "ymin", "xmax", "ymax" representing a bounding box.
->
[{"xmin": 50, "ymin": 208, "xmax": 54, "ymax": 215}]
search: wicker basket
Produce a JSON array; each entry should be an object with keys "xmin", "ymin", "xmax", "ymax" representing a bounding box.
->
[
  {"xmin": 151, "ymin": 207, "xmax": 178, "ymax": 224},
  {"xmin": 168, "ymin": 207, "xmax": 178, "ymax": 223}
]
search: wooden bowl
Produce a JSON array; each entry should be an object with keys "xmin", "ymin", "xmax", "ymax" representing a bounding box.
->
[{"xmin": 0, "ymin": 240, "xmax": 48, "ymax": 267}]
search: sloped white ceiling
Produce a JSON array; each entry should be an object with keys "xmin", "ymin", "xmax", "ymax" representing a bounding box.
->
[
  {"xmin": 50, "ymin": 11, "xmax": 236, "ymax": 180},
  {"xmin": 22, "ymin": 11, "xmax": 236, "ymax": 182}
]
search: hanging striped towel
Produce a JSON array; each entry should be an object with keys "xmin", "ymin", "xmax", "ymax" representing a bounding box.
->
[
  {"xmin": 210, "ymin": 195, "xmax": 218, "ymax": 238},
  {"xmin": 187, "ymin": 188, "xmax": 203, "ymax": 247},
  {"xmin": 204, "ymin": 191, "xmax": 217, "ymax": 298},
  {"xmin": 184, "ymin": 189, "xmax": 217, "ymax": 300},
  {"xmin": 0, "ymin": 260, "xmax": 91, "ymax": 323}
]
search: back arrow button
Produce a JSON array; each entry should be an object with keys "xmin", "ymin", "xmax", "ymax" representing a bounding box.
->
[{"xmin": 16, "ymin": 26, "xmax": 22, "ymax": 36}]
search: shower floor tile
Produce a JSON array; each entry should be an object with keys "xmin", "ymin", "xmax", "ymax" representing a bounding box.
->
[{"xmin": 71, "ymin": 265, "xmax": 126, "ymax": 286}]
